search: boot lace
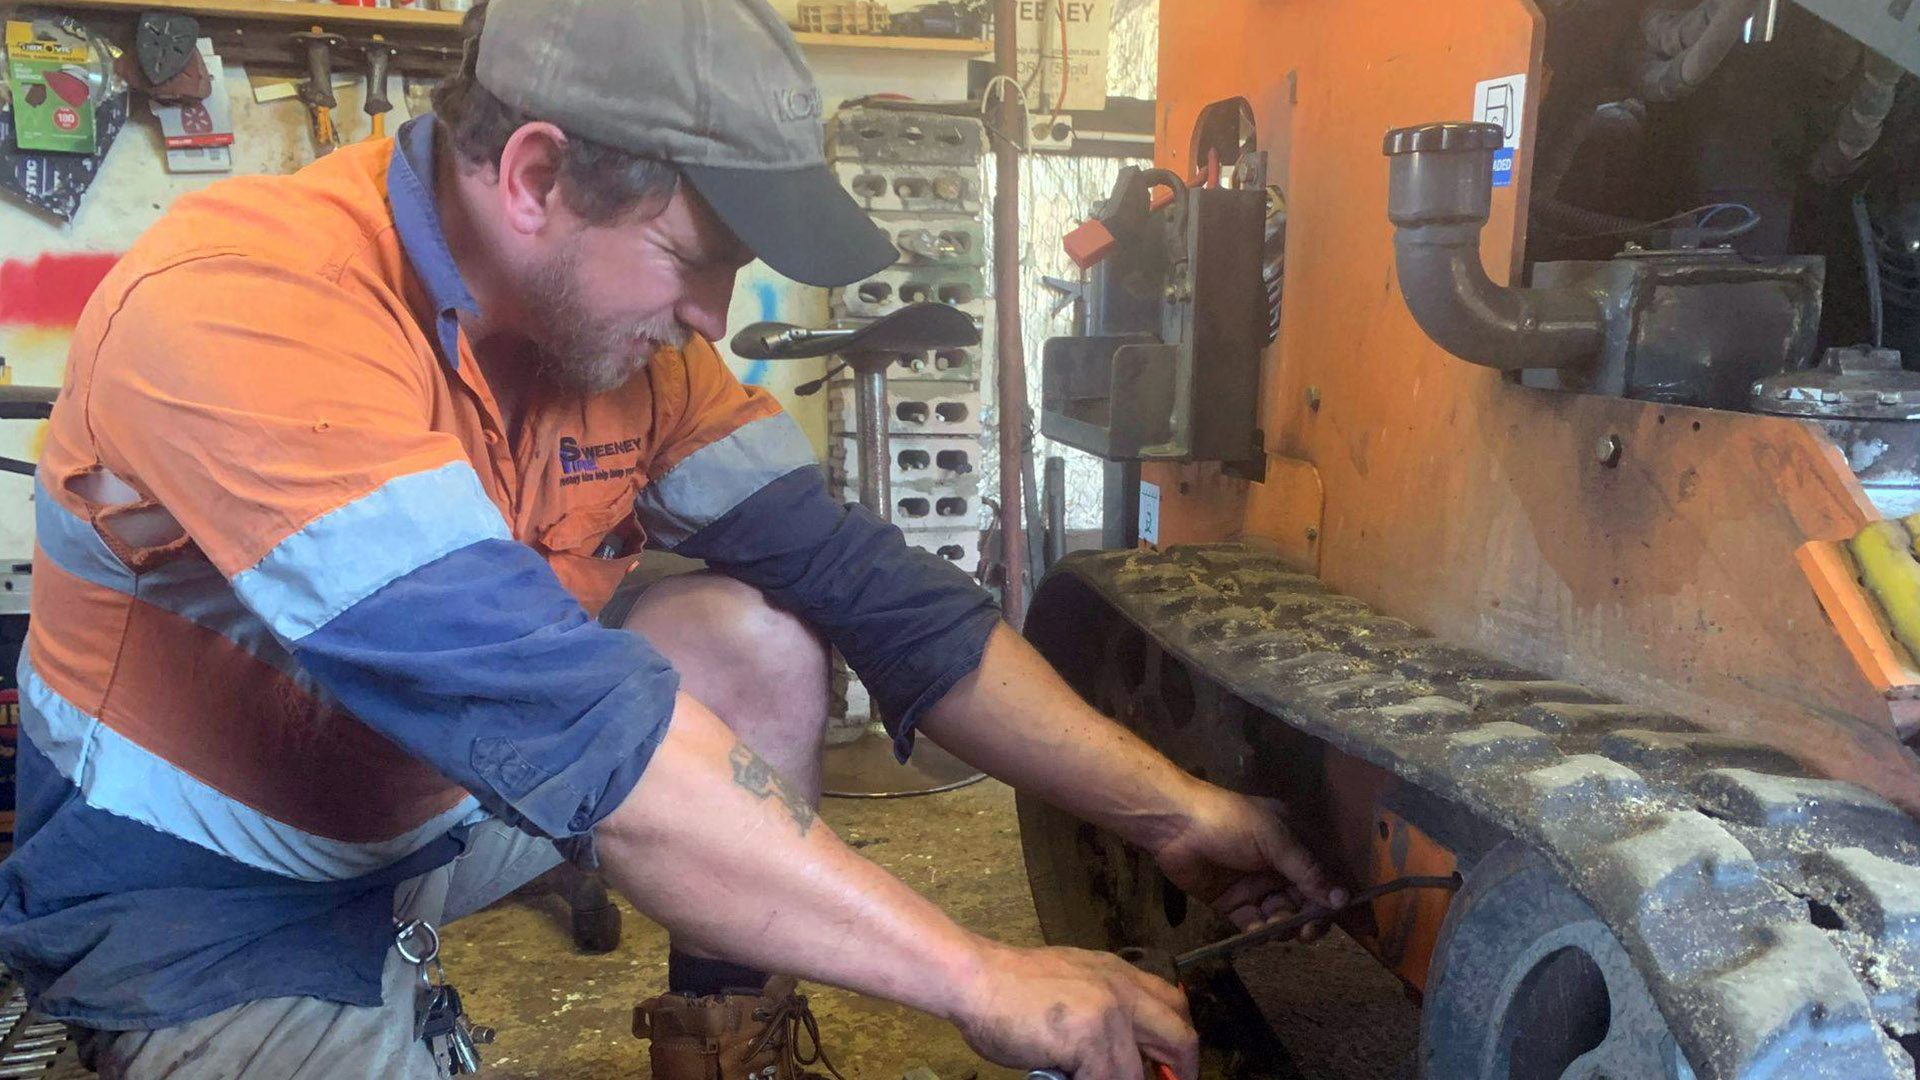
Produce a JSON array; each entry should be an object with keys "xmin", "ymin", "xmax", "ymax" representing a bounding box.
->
[{"xmin": 746, "ymin": 992, "xmax": 848, "ymax": 1080}]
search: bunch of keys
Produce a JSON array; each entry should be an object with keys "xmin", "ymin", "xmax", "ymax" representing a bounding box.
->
[{"xmin": 396, "ymin": 919, "xmax": 496, "ymax": 1075}]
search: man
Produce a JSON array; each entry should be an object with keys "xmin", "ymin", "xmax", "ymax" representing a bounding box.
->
[{"xmin": 1, "ymin": 1, "xmax": 1340, "ymax": 1077}]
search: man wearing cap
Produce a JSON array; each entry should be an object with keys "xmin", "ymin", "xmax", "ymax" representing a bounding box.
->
[{"xmin": 1, "ymin": 1, "xmax": 1338, "ymax": 1077}]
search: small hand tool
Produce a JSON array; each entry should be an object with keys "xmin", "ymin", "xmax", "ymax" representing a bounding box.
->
[{"xmin": 1025, "ymin": 874, "xmax": 1461, "ymax": 1080}]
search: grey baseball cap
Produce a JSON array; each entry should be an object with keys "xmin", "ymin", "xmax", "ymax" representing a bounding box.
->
[{"xmin": 475, "ymin": 0, "xmax": 897, "ymax": 288}]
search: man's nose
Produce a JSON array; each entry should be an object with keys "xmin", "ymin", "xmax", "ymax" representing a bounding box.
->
[{"xmin": 677, "ymin": 271, "xmax": 737, "ymax": 343}]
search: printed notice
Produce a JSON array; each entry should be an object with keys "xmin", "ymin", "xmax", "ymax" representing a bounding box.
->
[
  {"xmin": 1013, "ymin": 0, "xmax": 1110, "ymax": 113},
  {"xmin": 1138, "ymin": 480, "xmax": 1161, "ymax": 545},
  {"xmin": 1473, "ymin": 73, "xmax": 1527, "ymax": 188}
]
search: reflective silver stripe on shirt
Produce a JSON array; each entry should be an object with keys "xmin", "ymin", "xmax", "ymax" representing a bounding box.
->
[{"xmin": 636, "ymin": 411, "xmax": 817, "ymax": 549}]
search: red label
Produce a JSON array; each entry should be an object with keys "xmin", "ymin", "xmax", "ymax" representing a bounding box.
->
[
  {"xmin": 52, "ymin": 107, "xmax": 79, "ymax": 132},
  {"xmin": 163, "ymin": 133, "xmax": 235, "ymax": 149}
]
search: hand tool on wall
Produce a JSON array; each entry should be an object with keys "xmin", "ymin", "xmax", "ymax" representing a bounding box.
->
[
  {"xmin": 292, "ymin": 27, "xmax": 344, "ymax": 154},
  {"xmin": 358, "ymin": 35, "xmax": 394, "ymax": 140}
]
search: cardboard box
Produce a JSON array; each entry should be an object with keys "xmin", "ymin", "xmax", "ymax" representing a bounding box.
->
[{"xmin": 5, "ymin": 20, "xmax": 96, "ymax": 154}]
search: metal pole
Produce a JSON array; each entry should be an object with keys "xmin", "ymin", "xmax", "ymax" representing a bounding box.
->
[
  {"xmin": 1044, "ymin": 455, "xmax": 1066, "ymax": 566},
  {"xmin": 854, "ymin": 362, "xmax": 891, "ymax": 518},
  {"xmin": 993, "ymin": 0, "xmax": 1028, "ymax": 623},
  {"xmin": 1101, "ymin": 461, "xmax": 1140, "ymax": 550}
]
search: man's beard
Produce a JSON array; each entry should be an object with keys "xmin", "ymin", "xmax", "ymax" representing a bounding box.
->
[{"xmin": 521, "ymin": 243, "xmax": 691, "ymax": 395}]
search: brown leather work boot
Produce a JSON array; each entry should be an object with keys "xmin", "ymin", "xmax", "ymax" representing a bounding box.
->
[{"xmin": 633, "ymin": 976, "xmax": 846, "ymax": 1080}]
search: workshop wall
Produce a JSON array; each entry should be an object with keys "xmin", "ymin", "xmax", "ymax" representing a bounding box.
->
[{"xmin": 0, "ymin": 24, "xmax": 971, "ymax": 560}]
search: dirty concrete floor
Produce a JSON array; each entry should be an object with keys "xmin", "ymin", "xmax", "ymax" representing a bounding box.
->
[{"xmin": 442, "ymin": 780, "xmax": 1417, "ymax": 1080}]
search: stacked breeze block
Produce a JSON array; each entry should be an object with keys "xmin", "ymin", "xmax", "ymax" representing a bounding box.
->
[{"xmin": 823, "ymin": 106, "xmax": 988, "ymax": 732}]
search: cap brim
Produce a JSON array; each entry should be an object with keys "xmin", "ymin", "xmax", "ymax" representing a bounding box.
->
[{"xmin": 682, "ymin": 163, "xmax": 898, "ymax": 288}]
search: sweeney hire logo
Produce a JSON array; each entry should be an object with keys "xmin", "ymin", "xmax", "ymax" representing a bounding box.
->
[{"xmin": 557, "ymin": 435, "xmax": 642, "ymax": 486}]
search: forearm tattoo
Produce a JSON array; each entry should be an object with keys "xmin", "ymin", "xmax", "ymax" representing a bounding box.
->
[{"xmin": 729, "ymin": 742, "xmax": 816, "ymax": 836}]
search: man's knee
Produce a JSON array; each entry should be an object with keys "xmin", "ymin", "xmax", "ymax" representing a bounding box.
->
[{"xmin": 619, "ymin": 572, "xmax": 829, "ymax": 724}]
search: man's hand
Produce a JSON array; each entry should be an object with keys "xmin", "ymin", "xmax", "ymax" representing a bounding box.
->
[
  {"xmin": 955, "ymin": 943, "xmax": 1198, "ymax": 1080},
  {"xmin": 1149, "ymin": 785, "xmax": 1347, "ymax": 937}
]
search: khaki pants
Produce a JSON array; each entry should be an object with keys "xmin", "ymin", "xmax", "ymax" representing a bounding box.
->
[{"xmin": 77, "ymin": 818, "xmax": 563, "ymax": 1080}]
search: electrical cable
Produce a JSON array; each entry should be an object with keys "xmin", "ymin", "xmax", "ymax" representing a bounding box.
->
[
  {"xmin": 979, "ymin": 73, "xmax": 1031, "ymax": 153},
  {"xmin": 794, "ymin": 360, "xmax": 847, "ymax": 397},
  {"xmin": 1054, "ymin": 0, "xmax": 1070, "ymax": 114},
  {"xmin": 821, "ymin": 773, "xmax": 989, "ymax": 800}
]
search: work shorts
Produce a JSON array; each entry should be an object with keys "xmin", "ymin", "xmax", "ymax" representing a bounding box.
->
[{"xmin": 71, "ymin": 818, "xmax": 564, "ymax": 1080}]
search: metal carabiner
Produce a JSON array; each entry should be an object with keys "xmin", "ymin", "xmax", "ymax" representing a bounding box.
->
[
  {"xmin": 394, "ymin": 918, "xmax": 440, "ymax": 965},
  {"xmin": 395, "ymin": 918, "xmax": 447, "ymax": 991}
]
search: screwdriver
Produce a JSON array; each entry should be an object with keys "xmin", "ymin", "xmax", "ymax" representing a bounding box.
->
[{"xmin": 1024, "ymin": 874, "xmax": 1460, "ymax": 1080}]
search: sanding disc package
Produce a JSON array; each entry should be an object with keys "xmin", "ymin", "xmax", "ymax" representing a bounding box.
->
[{"xmin": 0, "ymin": 13, "xmax": 127, "ymax": 221}]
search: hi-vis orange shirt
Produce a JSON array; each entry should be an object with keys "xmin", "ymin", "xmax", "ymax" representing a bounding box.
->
[{"xmin": 1, "ymin": 116, "xmax": 1000, "ymax": 1028}]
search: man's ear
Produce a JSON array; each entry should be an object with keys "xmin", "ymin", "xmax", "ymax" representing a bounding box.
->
[{"xmin": 496, "ymin": 121, "xmax": 571, "ymax": 237}]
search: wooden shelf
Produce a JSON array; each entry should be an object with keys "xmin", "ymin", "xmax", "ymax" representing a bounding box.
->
[
  {"xmin": 44, "ymin": 1, "xmax": 988, "ymax": 56},
  {"xmin": 791, "ymin": 30, "xmax": 988, "ymax": 57},
  {"xmin": 45, "ymin": 0, "xmax": 464, "ymax": 32}
]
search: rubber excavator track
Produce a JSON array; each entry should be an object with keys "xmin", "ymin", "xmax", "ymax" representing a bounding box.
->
[{"xmin": 1025, "ymin": 544, "xmax": 1920, "ymax": 1080}]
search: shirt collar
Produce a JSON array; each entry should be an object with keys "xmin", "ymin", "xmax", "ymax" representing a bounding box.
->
[{"xmin": 388, "ymin": 114, "xmax": 478, "ymax": 369}]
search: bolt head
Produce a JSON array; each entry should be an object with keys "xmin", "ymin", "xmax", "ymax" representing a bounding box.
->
[
  {"xmin": 1594, "ymin": 434, "xmax": 1623, "ymax": 468},
  {"xmin": 1304, "ymin": 526, "xmax": 1320, "ymax": 542}
]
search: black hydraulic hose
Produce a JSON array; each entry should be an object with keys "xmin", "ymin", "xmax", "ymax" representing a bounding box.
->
[
  {"xmin": 1637, "ymin": 0, "xmax": 1758, "ymax": 103},
  {"xmin": 1856, "ymin": 190, "xmax": 1886, "ymax": 349},
  {"xmin": 1643, "ymin": 0, "xmax": 1736, "ymax": 56},
  {"xmin": 1535, "ymin": 198, "xmax": 1653, "ymax": 237},
  {"xmin": 1534, "ymin": 99, "xmax": 1645, "ymax": 209},
  {"xmin": 1811, "ymin": 53, "xmax": 1906, "ymax": 186}
]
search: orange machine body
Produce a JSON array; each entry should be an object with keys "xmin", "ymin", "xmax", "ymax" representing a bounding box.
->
[{"xmin": 1141, "ymin": 0, "xmax": 1920, "ymax": 987}]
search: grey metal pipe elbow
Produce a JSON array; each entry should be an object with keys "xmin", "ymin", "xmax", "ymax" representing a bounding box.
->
[{"xmin": 1383, "ymin": 123, "xmax": 1604, "ymax": 372}]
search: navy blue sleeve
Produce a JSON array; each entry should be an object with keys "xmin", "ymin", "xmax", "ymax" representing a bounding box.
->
[
  {"xmin": 670, "ymin": 465, "xmax": 1003, "ymax": 757},
  {"xmin": 293, "ymin": 538, "xmax": 680, "ymax": 851}
]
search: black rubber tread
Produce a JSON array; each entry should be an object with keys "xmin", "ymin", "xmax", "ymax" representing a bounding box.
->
[{"xmin": 1035, "ymin": 544, "xmax": 1920, "ymax": 1080}]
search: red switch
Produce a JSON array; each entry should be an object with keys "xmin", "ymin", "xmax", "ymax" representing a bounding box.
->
[{"xmin": 1063, "ymin": 218, "xmax": 1119, "ymax": 270}]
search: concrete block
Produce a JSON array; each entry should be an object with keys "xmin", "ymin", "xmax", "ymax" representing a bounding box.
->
[
  {"xmin": 831, "ymin": 266, "xmax": 986, "ymax": 321},
  {"xmin": 826, "ymin": 108, "xmax": 985, "ymax": 165},
  {"xmin": 829, "ymin": 381, "xmax": 982, "ymax": 437},
  {"xmin": 836, "ymin": 161, "xmax": 981, "ymax": 215}
]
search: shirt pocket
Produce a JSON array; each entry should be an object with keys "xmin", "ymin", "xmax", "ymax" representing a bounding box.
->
[{"xmin": 537, "ymin": 489, "xmax": 646, "ymax": 617}]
